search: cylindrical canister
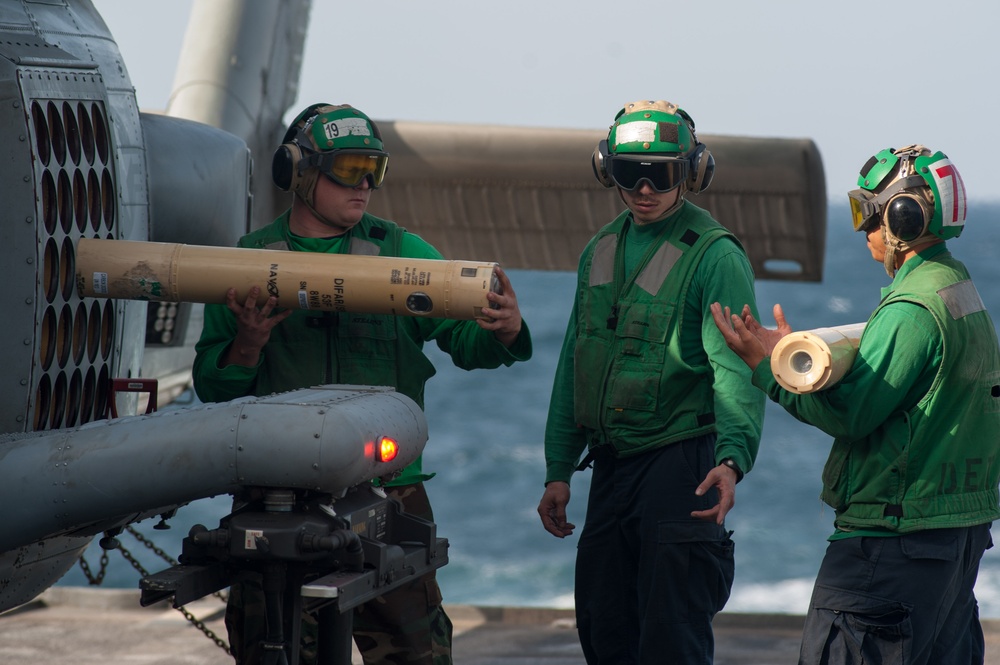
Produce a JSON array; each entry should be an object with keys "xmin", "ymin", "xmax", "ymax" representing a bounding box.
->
[
  {"xmin": 769, "ymin": 323, "xmax": 867, "ymax": 394},
  {"xmin": 76, "ymin": 239, "xmax": 500, "ymax": 320}
]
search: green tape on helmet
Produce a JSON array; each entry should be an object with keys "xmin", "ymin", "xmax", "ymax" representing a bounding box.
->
[{"xmin": 857, "ymin": 148, "xmax": 901, "ymax": 192}]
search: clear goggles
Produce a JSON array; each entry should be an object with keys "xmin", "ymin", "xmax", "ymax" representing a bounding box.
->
[
  {"xmin": 847, "ymin": 174, "xmax": 925, "ymax": 232},
  {"xmin": 310, "ymin": 149, "xmax": 389, "ymax": 189},
  {"xmin": 609, "ymin": 154, "xmax": 689, "ymax": 193}
]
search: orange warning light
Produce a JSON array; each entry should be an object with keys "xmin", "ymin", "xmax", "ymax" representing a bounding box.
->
[{"xmin": 379, "ymin": 436, "xmax": 399, "ymax": 462}]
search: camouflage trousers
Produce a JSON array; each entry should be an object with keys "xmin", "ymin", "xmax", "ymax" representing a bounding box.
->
[{"xmin": 225, "ymin": 482, "xmax": 453, "ymax": 665}]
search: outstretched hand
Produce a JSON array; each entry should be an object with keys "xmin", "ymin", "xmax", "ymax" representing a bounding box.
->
[{"xmin": 710, "ymin": 302, "xmax": 792, "ymax": 370}]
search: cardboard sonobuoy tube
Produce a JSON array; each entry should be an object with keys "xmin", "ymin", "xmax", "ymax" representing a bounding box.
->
[
  {"xmin": 76, "ymin": 238, "xmax": 500, "ymax": 320},
  {"xmin": 769, "ymin": 323, "xmax": 867, "ymax": 394}
]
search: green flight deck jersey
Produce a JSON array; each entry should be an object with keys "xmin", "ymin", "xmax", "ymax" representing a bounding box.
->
[
  {"xmin": 193, "ymin": 211, "xmax": 532, "ymax": 487},
  {"xmin": 544, "ymin": 201, "xmax": 764, "ymax": 484},
  {"xmin": 753, "ymin": 244, "xmax": 1000, "ymax": 536}
]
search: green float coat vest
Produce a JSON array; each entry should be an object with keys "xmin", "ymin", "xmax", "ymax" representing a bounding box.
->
[
  {"xmin": 822, "ymin": 251, "xmax": 1000, "ymax": 532},
  {"xmin": 238, "ymin": 212, "xmax": 436, "ymax": 410},
  {"xmin": 574, "ymin": 204, "xmax": 735, "ymax": 456}
]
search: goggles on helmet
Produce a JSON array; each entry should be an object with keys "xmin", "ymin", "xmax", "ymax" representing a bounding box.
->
[
  {"xmin": 308, "ymin": 149, "xmax": 389, "ymax": 189},
  {"xmin": 848, "ymin": 189, "xmax": 880, "ymax": 232},
  {"xmin": 847, "ymin": 174, "xmax": 925, "ymax": 232},
  {"xmin": 608, "ymin": 154, "xmax": 689, "ymax": 193}
]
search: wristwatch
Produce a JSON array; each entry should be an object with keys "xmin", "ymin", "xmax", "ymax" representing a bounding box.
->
[{"xmin": 720, "ymin": 458, "xmax": 744, "ymax": 483}]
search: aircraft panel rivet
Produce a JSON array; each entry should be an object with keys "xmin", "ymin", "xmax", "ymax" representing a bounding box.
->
[
  {"xmin": 20, "ymin": 379, "xmax": 27, "ymax": 386},
  {"xmin": 314, "ymin": 433, "xmax": 320, "ymax": 438},
  {"xmin": 313, "ymin": 463, "xmax": 319, "ymax": 470}
]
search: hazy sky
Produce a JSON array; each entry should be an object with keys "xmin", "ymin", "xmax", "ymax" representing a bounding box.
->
[{"xmin": 92, "ymin": 0, "xmax": 999, "ymax": 202}]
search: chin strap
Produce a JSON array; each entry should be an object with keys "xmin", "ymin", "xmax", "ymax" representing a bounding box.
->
[
  {"xmin": 883, "ymin": 240, "xmax": 898, "ymax": 278},
  {"xmin": 660, "ymin": 189, "xmax": 687, "ymax": 219},
  {"xmin": 881, "ymin": 226, "xmax": 938, "ymax": 278},
  {"xmin": 295, "ymin": 190, "xmax": 352, "ymax": 235}
]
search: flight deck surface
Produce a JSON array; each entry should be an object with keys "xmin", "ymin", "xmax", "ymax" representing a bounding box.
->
[{"xmin": 4, "ymin": 587, "xmax": 1000, "ymax": 664}]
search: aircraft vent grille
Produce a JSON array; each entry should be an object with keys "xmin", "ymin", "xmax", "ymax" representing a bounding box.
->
[{"xmin": 30, "ymin": 97, "xmax": 116, "ymax": 430}]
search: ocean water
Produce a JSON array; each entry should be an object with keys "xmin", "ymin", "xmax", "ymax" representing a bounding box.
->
[{"xmin": 59, "ymin": 202, "xmax": 1000, "ymax": 617}]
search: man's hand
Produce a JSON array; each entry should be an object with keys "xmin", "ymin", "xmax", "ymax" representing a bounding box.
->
[
  {"xmin": 538, "ymin": 481, "xmax": 575, "ymax": 538},
  {"xmin": 478, "ymin": 266, "xmax": 523, "ymax": 348},
  {"xmin": 710, "ymin": 302, "xmax": 792, "ymax": 371},
  {"xmin": 222, "ymin": 286, "xmax": 294, "ymax": 367},
  {"xmin": 690, "ymin": 464, "xmax": 737, "ymax": 525}
]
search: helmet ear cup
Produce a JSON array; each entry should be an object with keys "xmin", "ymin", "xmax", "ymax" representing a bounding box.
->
[
  {"xmin": 592, "ymin": 140, "xmax": 614, "ymax": 188},
  {"xmin": 885, "ymin": 194, "xmax": 930, "ymax": 242},
  {"xmin": 688, "ymin": 143, "xmax": 715, "ymax": 194},
  {"xmin": 272, "ymin": 103, "xmax": 332, "ymax": 192},
  {"xmin": 271, "ymin": 141, "xmax": 305, "ymax": 192}
]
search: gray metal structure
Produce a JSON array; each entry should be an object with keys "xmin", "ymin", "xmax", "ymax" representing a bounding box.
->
[
  {"xmin": 0, "ymin": 0, "xmax": 827, "ymax": 637},
  {"xmin": 0, "ymin": 1, "xmax": 434, "ymax": 630}
]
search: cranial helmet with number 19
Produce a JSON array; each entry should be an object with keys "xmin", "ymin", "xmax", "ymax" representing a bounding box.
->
[{"xmin": 271, "ymin": 103, "xmax": 389, "ymax": 207}]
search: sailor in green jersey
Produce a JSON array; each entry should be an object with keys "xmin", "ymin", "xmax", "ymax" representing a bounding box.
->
[
  {"xmin": 193, "ymin": 104, "xmax": 532, "ymax": 665},
  {"xmin": 713, "ymin": 145, "xmax": 1000, "ymax": 665},
  {"xmin": 537, "ymin": 100, "xmax": 764, "ymax": 665}
]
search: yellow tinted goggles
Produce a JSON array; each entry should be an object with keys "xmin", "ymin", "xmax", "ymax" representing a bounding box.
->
[
  {"xmin": 847, "ymin": 175, "xmax": 927, "ymax": 232},
  {"xmin": 313, "ymin": 150, "xmax": 389, "ymax": 189},
  {"xmin": 848, "ymin": 189, "xmax": 878, "ymax": 232}
]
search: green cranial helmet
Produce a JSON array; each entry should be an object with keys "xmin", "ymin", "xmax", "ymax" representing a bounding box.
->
[
  {"xmin": 851, "ymin": 144, "xmax": 967, "ymax": 241},
  {"xmin": 272, "ymin": 103, "xmax": 389, "ymax": 206},
  {"xmin": 848, "ymin": 144, "xmax": 968, "ymax": 277},
  {"xmin": 295, "ymin": 104, "xmax": 385, "ymax": 153},
  {"xmin": 593, "ymin": 100, "xmax": 714, "ymax": 196},
  {"xmin": 608, "ymin": 100, "xmax": 696, "ymax": 156}
]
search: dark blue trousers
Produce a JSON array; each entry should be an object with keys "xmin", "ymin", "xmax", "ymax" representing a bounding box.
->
[
  {"xmin": 575, "ymin": 434, "xmax": 735, "ymax": 665},
  {"xmin": 799, "ymin": 523, "xmax": 993, "ymax": 665}
]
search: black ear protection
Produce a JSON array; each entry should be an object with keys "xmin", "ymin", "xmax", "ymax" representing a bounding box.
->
[
  {"xmin": 885, "ymin": 191, "xmax": 933, "ymax": 242},
  {"xmin": 675, "ymin": 109, "xmax": 715, "ymax": 194},
  {"xmin": 270, "ymin": 103, "xmax": 387, "ymax": 194},
  {"xmin": 592, "ymin": 140, "xmax": 615, "ymax": 188},
  {"xmin": 272, "ymin": 102, "xmax": 331, "ymax": 193},
  {"xmin": 687, "ymin": 143, "xmax": 715, "ymax": 194},
  {"xmin": 591, "ymin": 138, "xmax": 715, "ymax": 194}
]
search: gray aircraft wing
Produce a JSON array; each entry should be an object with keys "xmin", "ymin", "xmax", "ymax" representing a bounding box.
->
[{"xmin": 367, "ymin": 121, "xmax": 825, "ymax": 281}]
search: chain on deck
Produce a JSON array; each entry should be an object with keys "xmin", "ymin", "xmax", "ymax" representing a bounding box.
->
[{"xmin": 76, "ymin": 525, "xmax": 231, "ymax": 654}]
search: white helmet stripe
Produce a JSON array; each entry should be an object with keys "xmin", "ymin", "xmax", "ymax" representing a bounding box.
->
[{"xmin": 929, "ymin": 158, "xmax": 967, "ymax": 227}]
